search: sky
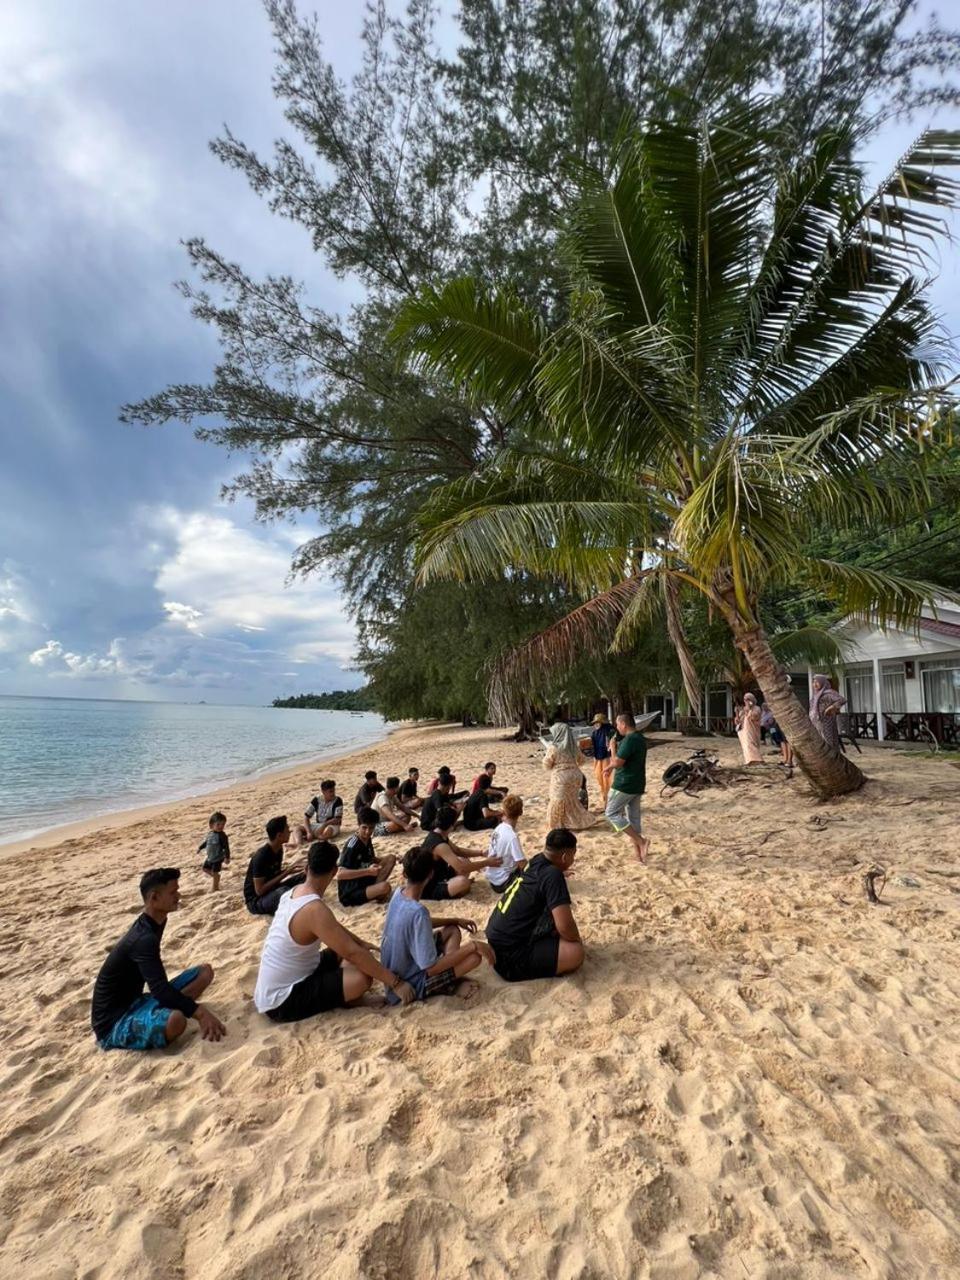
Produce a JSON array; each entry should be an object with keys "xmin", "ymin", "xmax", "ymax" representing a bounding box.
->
[{"xmin": 1, "ymin": 2, "xmax": 957, "ymax": 705}]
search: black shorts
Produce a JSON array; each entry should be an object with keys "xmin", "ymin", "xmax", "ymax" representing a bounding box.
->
[
  {"xmin": 770, "ymin": 728, "xmax": 786, "ymax": 746},
  {"xmin": 491, "ymin": 936, "xmax": 561, "ymax": 983},
  {"xmin": 202, "ymin": 859, "xmax": 225, "ymax": 874},
  {"xmin": 422, "ymin": 878, "xmax": 453, "ymax": 901},
  {"xmin": 338, "ymin": 876, "xmax": 377, "ymax": 907},
  {"xmin": 463, "ymin": 816, "xmax": 498, "ymax": 832},
  {"xmin": 266, "ymin": 951, "xmax": 345, "ymax": 1021},
  {"xmin": 246, "ymin": 875, "xmax": 306, "ymax": 917}
]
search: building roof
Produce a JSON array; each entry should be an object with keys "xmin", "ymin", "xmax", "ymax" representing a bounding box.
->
[{"xmin": 920, "ymin": 617, "xmax": 960, "ymax": 641}]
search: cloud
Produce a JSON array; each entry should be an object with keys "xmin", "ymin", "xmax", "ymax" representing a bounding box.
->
[
  {"xmin": 28, "ymin": 639, "xmax": 64, "ymax": 667},
  {"xmin": 162, "ymin": 600, "xmax": 204, "ymax": 633},
  {"xmin": 146, "ymin": 506, "xmax": 357, "ymax": 659}
]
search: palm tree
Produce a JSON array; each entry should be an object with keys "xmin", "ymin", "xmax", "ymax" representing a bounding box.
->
[{"xmin": 392, "ymin": 103, "xmax": 960, "ymax": 798}]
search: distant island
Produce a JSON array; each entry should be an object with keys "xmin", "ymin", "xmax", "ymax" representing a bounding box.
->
[{"xmin": 272, "ymin": 689, "xmax": 377, "ymax": 712}]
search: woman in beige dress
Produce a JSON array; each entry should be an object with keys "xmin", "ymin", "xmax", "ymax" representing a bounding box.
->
[
  {"xmin": 543, "ymin": 723, "xmax": 595, "ymax": 830},
  {"xmin": 735, "ymin": 692, "xmax": 763, "ymax": 765}
]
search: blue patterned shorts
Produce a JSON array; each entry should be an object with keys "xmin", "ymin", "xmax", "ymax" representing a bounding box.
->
[{"xmin": 98, "ymin": 967, "xmax": 201, "ymax": 1050}]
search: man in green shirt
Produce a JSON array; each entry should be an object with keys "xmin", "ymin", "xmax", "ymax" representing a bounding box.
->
[{"xmin": 603, "ymin": 712, "xmax": 649, "ymax": 862}]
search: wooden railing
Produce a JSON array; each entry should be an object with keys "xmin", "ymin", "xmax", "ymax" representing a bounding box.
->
[{"xmin": 840, "ymin": 711, "xmax": 959, "ymax": 746}]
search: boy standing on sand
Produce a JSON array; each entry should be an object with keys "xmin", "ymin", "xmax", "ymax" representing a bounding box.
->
[
  {"xmin": 336, "ymin": 808, "xmax": 396, "ymax": 906},
  {"xmin": 198, "ymin": 811, "xmax": 230, "ymax": 891},
  {"xmin": 254, "ymin": 841, "xmax": 415, "ymax": 1020},
  {"xmin": 485, "ymin": 829, "xmax": 585, "ymax": 983},
  {"xmin": 91, "ymin": 867, "xmax": 227, "ymax": 1050},
  {"xmin": 243, "ymin": 816, "xmax": 307, "ymax": 916},
  {"xmin": 380, "ymin": 845, "xmax": 495, "ymax": 1003}
]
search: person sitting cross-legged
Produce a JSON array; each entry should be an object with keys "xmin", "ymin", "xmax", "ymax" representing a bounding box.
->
[
  {"xmin": 336, "ymin": 808, "xmax": 396, "ymax": 906},
  {"xmin": 254, "ymin": 841, "xmax": 415, "ymax": 1021},
  {"xmin": 461, "ymin": 773, "xmax": 502, "ymax": 832},
  {"xmin": 484, "ymin": 794, "xmax": 527, "ymax": 894},
  {"xmin": 372, "ymin": 777, "xmax": 419, "ymax": 835},
  {"xmin": 353, "ymin": 770, "xmax": 384, "ymax": 817},
  {"xmin": 397, "ymin": 767, "xmax": 423, "ymax": 815},
  {"xmin": 91, "ymin": 867, "xmax": 227, "ymax": 1050},
  {"xmin": 244, "ymin": 816, "xmax": 307, "ymax": 916},
  {"xmin": 380, "ymin": 845, "xmax": 496, "ymax": 1004},
  {"xmin": 485, "ymin": 828, "xmax": 585, "ymax": 983},
  {"xmin": 421, "ymin": 805, "xmax": 503, "ymax": 900},
  {"xmin": 419, "ymin": 776, "xmax": 463, "ymax": 832},
  {"xmin": 289, "ymin": 779, "xmax": 344, "ymax": 847}
]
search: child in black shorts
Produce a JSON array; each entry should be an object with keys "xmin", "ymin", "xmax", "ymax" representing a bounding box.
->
[{"xmin": 198, "ymin": 811, "xmax": 231, "ymax": 891}]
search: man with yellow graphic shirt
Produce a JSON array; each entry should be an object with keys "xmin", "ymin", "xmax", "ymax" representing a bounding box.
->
[{"xmin": 484, "ymin": 828, "xmax": 584, "ymax": 983}]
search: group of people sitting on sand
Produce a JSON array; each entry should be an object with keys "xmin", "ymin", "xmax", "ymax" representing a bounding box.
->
[{"xmin": 91, "ymin": 712, "xmax": 651, "ymax": 1053}]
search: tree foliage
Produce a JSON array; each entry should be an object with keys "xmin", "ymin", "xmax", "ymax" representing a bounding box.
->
[
  {"xmin": 392, "ymin": 102, "xmax": 960, "ymax": 794},
  {"xmin": 122, "ymin": 0, "xmax": 960, "ymax": 721}
]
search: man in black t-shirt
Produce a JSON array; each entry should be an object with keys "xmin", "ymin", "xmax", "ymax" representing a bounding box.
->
[
  {"xmin": 243, "ymin": 816, "xmax": 307, "ymax": 916},
  {"xmin": 462, "ymin": 774, "xmax": 501, "ymax": 831},
  {"xmin": 353, "ymin": 770, "xmax": 384, "ymax": 816},
  {"xmin": 420, "ymin": 778, "xmax": 463, "ymax": 832},
  {"xmin": 91, "ymin": 867, "xmax": 227, "ymax": 1050},
  {"xmin": 398, "ymin": 767, "xmax": 423, "ymax": 816},
  {"xmin": 337, "ymin": 807, "xmax": 396, "ymax": 906},
  {"xmin": 485, "ymin": 828, "xmax": 585, "ymax": 982},
  {"xmin": 419, "ymin": 806, "xmax": 502, "ymax": 900}
]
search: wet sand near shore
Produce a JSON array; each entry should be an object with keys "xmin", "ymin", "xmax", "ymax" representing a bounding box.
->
[{"xmin": 0, "ymin": 723, "xmax": 958, "ymax": 1279}]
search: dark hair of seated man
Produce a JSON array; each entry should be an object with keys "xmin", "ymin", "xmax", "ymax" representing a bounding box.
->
[
  {"xmin": 265, "ymin": 815, "xmax": 288, "ymax": 841},
  {"xmin": 307, "ymin": 840, "xmax": 340, "ymax": 877},
  {"xmin": 402, "ymin": 844, "xmax": 435, "ymax": 884},
  {"xmin": 545, "ymin": 827, "xmax": 578, "ymax": 853},
  {"xmin": 357, "ymin": 806, "xmax": 380, "ymax": 827},
  {"xmin": 435, "ymin": 805, "xmax": 457, "ymax": 833},
  {"xmin": 139, "ymin": 866, "xmax": 181, "ymax": 898}
]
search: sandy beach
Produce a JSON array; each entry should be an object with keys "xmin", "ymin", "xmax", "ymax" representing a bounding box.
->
[{"xmin": 1, "ymin": 722, "xmax": 959, "ymax": 1279}]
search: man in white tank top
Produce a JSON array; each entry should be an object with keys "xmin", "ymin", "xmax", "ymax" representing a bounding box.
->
[{"xmin": 254, "ymin": 840, "xmax": 415, "ymax": 1021}]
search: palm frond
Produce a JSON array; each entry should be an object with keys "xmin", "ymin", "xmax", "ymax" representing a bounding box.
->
[
  {"xmin": 390, "ymin": 278, "xmax": 544, "ymax": 418},
  {"xmin": 487, "ymin": 577, "xmax": 649, "ymax": 723},
  {"xmin": 768, "ymin": 625, "xmax": 848, "ymax": 669},
  {"xmin": 798, "ymin": 558, "xmax": 960, "ymax": 632}
]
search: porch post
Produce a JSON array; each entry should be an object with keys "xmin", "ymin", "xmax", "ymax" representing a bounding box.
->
[{"xmin": 873, "ymin": 658, "xmax": 885, "ymax": 741}]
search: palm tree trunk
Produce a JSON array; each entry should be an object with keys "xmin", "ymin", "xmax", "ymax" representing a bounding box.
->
[{"xmin": 732, "ymin": 623, "xmax": 865, "ymax": 799}]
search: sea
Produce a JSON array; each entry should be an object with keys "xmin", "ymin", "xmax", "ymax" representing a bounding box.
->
[{"xmin": 0, "ymin": 695, "xmax": 390, "ymax": 847}]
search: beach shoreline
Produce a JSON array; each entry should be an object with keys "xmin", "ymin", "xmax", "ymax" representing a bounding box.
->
[
  {"xmin": 0, "ymin": 718, "xmax": 407, "ymax": 859},
  {"xmin": 2, "ymin": 723, "xmax": 960, "ymax": 1278}
]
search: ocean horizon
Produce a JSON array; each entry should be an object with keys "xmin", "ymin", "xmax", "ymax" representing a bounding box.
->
[{"xmin": 0, "ymin": 695, "xmax": 389, "ymax": 846}]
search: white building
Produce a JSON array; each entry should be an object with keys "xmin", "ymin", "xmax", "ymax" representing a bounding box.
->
[
  {"xmin": 831, "ymin": 599, "xmax": 960, "ymax": 744},
  {"xmin": 666, "ymin": 600, "xmax": 960, "ymax": 745}
]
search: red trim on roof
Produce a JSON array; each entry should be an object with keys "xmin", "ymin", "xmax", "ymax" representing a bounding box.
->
[{"xmin": 920, "ymin": 618, "xmax": 960, "ymax": 640}]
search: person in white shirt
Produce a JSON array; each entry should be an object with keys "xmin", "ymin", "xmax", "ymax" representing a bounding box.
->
[{"xmin": 484, "ymin": 794, "xmax": 527, "ymax": 894}]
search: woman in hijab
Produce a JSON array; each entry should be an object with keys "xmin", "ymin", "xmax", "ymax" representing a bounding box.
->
[
  {"xmin": 543, "ymin": 723, "xmax": 595, "ymax": 831},
  {"xmin": 809, "ymin": 674, "xmax": 846, "ymax": 749},
  {"xmin": 735, "ymin": 692, "xmax": 763, "ymax": 765}
]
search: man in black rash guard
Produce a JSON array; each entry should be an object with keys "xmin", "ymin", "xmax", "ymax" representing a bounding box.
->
[
  {"xmin": 243, "ymin": 816, "xmax": 306, "ymax": 916},
  {"xmin": 461, "ymin": 774, "xmax": 502, "ymax": 831},
  {"xmin": 91, "ymin": 867, "xmax": 227, "ymax": 1050},
  {"xmin": 485, "ymin": 828, "xmax": 585, "ymax": 983},
  {"xmin": 421, "ymin": 806, "xmax": 502, "ymax": 900}
]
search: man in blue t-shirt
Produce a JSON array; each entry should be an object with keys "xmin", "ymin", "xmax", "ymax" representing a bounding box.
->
[
  {"xmin": 379, "ymin": 846, "xmax": 495, "ymax": 1003},
  {"xmin": 590, "ymin": 713, "xmax": 616, "ymax": 806},
  {"xmin": 604, "ymin": 711, "xmax": 649, "ymax": 862}
]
